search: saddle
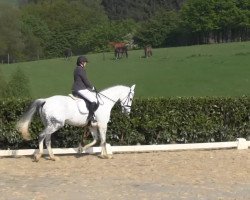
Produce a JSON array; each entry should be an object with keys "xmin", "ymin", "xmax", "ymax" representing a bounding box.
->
[{"xmin": 69, "ymin": 92, "xmax": 99, "ymax": 121}]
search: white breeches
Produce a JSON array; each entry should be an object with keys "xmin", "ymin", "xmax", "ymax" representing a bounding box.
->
[{"xmin": 78, "ymin": 89, "xmax": 97, "ymax": 103}]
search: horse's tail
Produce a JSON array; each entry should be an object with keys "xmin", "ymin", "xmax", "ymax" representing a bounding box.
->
[{"xmin": 16, "ymin": 99, "xmax": 46, "ymax": 140}]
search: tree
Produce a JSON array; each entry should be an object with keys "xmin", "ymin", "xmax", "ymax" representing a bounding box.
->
[
  {"xmin": 235, "ymin": 0, "xmax": 250, "ymax": 40},
  {"xmin": 134, "ymin": 10, "xmax": 180, "ymax": 47},
  {"xmin": 20, "ymin": 0, "xmax": 109, "ymax": 57},
  {"xmin": 78, "ymin": 19, "xmax": 138, "ymax": 53},
  {"xmin": 21, "ymin": 13, "xmax": 50, "ymax": 60},
  {"xmin": 0, "ymin": 3, "xmax": 24, "ymax": 62},
  {"xmin": 101, "ymin": 0, "xmax": 185, "ymax": 21},
  {"xmin": 213, "ymin": 0, "xmax": 244, "ymax": 42},
  {"xmin": 180, "ymin": 0, "xmax": 250, "ymax": 44},
  {"xmin": 180, "ymin": 0, "xmax": 219, "ymax": 44}
]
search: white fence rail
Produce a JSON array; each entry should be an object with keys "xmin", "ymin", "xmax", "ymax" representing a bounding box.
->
[{"xmin": 0, "ymin": 138, "xmax": 249, "ymax": 157}]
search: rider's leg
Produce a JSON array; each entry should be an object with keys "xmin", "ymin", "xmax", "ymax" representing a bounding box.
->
[
  {"xmin": 78, "ymin": 89, "xmax": 97, "ymax": 103},
  {"xmin": 77, "ymin": 89, "xmax": 98, "ymax": 121}
]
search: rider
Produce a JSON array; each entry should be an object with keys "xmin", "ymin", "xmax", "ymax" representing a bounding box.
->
[{"xmin": 72, "ymin": 55, "xmax": 98, "ymax": 122}]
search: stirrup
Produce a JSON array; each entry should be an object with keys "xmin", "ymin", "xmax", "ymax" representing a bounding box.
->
[
  {"xmin": 87, "ymin": 115, "xmax": 97, "ymax": 127},
  {"xmin": 91, "ymin": 121, "xmax": 98, "ymax": 127},
  {"xmin": 91, "ymin": 115, "xmax": 97, "ymax": 122},
  {"xmin": 91, "ymin": 112, "xmax": 98, "ymax": 125},
  {"xmin": 88, "ymin": 118, "xmax": 98, "ymax": 127}
]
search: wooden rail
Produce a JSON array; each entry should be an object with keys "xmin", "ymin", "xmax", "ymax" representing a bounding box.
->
[{"xmin": 0, "ymin": 138, "xmax": 249, "ymax": 157}]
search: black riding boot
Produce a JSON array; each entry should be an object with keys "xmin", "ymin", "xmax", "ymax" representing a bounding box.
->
[{"xmin": 88, "ymin": 102, "xmax": 98, "ymax": 122}]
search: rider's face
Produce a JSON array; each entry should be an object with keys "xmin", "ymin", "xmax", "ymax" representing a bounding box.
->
[{"xmin": 80, "ymin": 62, "xmax": 87, "ymax": 67}]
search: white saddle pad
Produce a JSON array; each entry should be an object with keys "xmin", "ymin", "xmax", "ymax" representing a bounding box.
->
[{"xmin": 69, "ymin": 94, "xmax": 88, "ymax": 114}]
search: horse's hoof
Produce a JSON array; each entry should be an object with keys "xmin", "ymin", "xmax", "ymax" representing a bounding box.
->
[
  {"xmin": 33, "ymin": 154, "xmax": 41, "ymax": 162},
  {"xmin": 33, "ymin": 158, "xmax": 39, "ymax": 162},
  {"xmin": 98, "ymin": 154, "xmax": 113, "ymax": 159},
  {"xmin": 78, "ymin": 146, "xmax": 83, "ymax": 154},
  {"xmin": 50, "ymin": 156, "xmax": 60, "ymax": 161},
  {"xmin": 98, "ymin": 155, "xmax": 105, "ymax": 159}
]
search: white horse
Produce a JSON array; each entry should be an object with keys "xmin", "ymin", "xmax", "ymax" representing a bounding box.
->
[{"xmin": 17, "ymin": 84, "xmax": 136, "ymax": 161}]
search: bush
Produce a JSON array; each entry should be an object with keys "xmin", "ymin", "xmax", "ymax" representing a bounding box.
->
[
  {"xmin": 3, "ymin": 67, "xmax": 31, "ymax": 98},
  {"xmin": 0, "ymin": 97, "xmax": 249, "ymax": 149}
]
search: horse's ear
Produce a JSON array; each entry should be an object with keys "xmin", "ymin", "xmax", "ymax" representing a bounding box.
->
[{"xmin": 131, "ymin": 84, "xmax": 136, "ymax": 90}]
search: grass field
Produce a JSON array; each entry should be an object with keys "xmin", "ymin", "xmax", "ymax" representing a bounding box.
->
[
  {"xmin": 1, "ymin": 41, "xmax": 250, "ymax": 98},
  {"xmin": 0, "ymin": 0, "xmax": 18, "ymax": 5}
]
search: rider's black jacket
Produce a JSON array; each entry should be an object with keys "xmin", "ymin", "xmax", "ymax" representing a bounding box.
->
[{"xmin": 72, "ymin": 65, "xmax": 93, "ymax": 92}]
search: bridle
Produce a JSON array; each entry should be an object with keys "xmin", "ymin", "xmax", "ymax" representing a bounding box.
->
[
  {"xmin": 120, "ymin": 89, "xmax": 134, "ymax": 109},
  {"xmin": 96, "ymin": 89, "xmax": 134, "ymax": 110}
]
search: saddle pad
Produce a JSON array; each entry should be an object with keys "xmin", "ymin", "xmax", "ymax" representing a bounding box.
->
[{"xmin": 69, "ymin": 94, "xmax": 88, "ymax": 114}]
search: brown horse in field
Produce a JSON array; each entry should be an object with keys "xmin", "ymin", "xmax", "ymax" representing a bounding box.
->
[
  {"xmin": 144, "ymin": 45, "xmax": 153, "ymax": 58},
  {"xmin": 109, "ymin": 42, "xmax": 128, "ymax": 59},
  {"xmin": 109, "ymin": 42, "xmax": 127, "ymax": 49}
]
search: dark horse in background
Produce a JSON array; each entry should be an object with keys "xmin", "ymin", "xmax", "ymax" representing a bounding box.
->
[
  {"xmin": 109, "ymin": 42, "xmax": 128, "ymax": 59},
  {"xmin": 64, "ymin": 48, "xmax": 72, "ymax": 60},
  {"xmin": 144, "ymin": 45, "xmax": 153, "ymax": 58},
  {"xmin": 115, "ymin": 46, "xmax": 128, "ymax": 59}
]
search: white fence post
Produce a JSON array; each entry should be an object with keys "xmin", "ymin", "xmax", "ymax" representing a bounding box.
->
[
  {"xmin": 237, "ymin": 138, "xmax": 248, "ymax": 150},
  {"xmin": 106, "ymin": 143, "xmax": 113, "ymax": 155}
]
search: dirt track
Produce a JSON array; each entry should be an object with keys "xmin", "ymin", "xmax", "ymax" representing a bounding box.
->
[{"xmin": 0, "ymin": 149, "xmax": 249, "ymax": 200}]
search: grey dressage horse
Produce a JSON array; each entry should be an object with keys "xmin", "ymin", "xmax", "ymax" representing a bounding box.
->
[{"xmin": 17, "ymin": 85, "xmax": 136, "ymax": 161}]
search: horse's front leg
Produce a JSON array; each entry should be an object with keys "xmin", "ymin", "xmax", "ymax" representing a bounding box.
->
[
  {"xmin": 115, "ymin": 50, "xmax": 118, "ymax": 60},
  {"xmin": 98, "ymin": 124, "xmax": 112, "ymax": 159},
  {"xmin": 79, "ymin": 126, "xmax": 98, "ymax": 153}
]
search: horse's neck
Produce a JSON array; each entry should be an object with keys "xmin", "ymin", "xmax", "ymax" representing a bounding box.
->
[{"xmin": 100, "ymin": 86, "xmax": 126, "ymax": 105}]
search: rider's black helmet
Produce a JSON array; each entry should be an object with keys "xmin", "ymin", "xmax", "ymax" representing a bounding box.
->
[{"xmin": 76, "ymin": 55, "xmax": 88, "ymax": 65}]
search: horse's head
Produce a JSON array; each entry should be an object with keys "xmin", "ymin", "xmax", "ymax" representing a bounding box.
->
[{"xmin": 120, "ymin": 84, "xmax": 136, "ymax": 115}]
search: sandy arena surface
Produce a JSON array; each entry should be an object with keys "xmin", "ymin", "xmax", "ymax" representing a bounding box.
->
[{"xmin": 0, "ymin": 149, "xmax": 249, "ymax": 200}]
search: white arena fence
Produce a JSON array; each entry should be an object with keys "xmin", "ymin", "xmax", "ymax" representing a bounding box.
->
[{"xmin": 0, "ymin": 138, "xmax": 249, "ymax": 157}]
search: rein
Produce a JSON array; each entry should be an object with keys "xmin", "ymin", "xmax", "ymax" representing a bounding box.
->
[
  {"xmin": 96, "ymin": 89, "xmax": 134, "ymax": 108},
  {"xmin": 96, "ymin": 92, "xmax": 116, "ymax": 103}
]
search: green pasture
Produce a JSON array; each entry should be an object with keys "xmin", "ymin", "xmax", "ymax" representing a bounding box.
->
[
  {"xmin": 0, "ymin": 0, "xmax": 18, "ymax": 5},
  {"xmin": 1, "ymin": 41, "xmax": 250, "ymax": 98}
]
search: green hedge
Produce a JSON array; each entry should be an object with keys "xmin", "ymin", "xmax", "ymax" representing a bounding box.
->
[{"xmin": 0, "ymin": 97, "xmax": 249, "ymax": 149}]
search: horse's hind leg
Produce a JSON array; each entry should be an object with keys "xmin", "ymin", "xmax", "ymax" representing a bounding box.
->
[
  {"xmin": 45, "ymin": 123, "xmax": 63, "ymax": 161},
  {"xmin": 34, "ymin": 123, "xmax": 62, "ymax": 162},
  {"xmin": 34, "ymin": 127, "xmax": 51, "ymax": 162},
  {"xmin": 45, "ymin": 133, "xmax": 59, "ymax": 161},
  {"xmin": 115, "ymin": 50, "xmax": 118, "ymax": 60},
  {"xmin": 34, "ymin": 132, "xmax": 46, "ymax": 162}
]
